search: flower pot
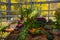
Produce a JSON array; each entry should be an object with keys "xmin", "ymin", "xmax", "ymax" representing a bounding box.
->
[
  {"xmin": 13, "ymin": 31, "xmax": 20, "ymax": 34},
  {"xmin": 52, "ymin": 29, "xmax": 60, "ymax": 35},
  {"xmin": 26, "ymin": 34, "xmax": 32, "ymax": 40},
  {"xmin": 41, "ymin": 35, "xmax": 47, "ymax": 40}
]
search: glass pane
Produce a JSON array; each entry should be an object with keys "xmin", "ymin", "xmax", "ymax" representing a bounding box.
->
[
  {"xmin": 56, "ymin": 3, "xmax": 60, "ymax": 8},
  {"xmin": 40, "ymin": 0, "xmax": 46, "ymax": 2},
  {"xmin": 32, "ymin": 0, "xmax": 40, "ymax": 2},
  {"xmin": 50, "ymin": 3, "xmax": 56, "ymax": 10},
  {"xmin": 27, "ymin": 0, "xmax": 30, "ymax": 2},
  {"xmin": 22, "ymin": 5, "xmax": 27, "ymax": 8},
  {"xmin": 1, "ymin": 0, "xmax": 6, "ymax": 2},
  {"xmin": 11, "ymin": 0, "xmax": 18, "ymax": 3},
  {"xmin": 1, "ymin": 22, "xmax": 7, "ymax": 26},
  {"xmin": 22, "ymin": 0, "xmax": 26, "ymax": 2},
  {"xmin": 1, "ymin": 5, "xmax": 6, "ymax": 11},
  {"xmin": 27, "ymin": 5, "xmax": 31, "ymax": 8},
  {"xmin": 11, "ymin": 5, "xmax": 19, "ymax": 11},
  {"xmin": 33, "ymin": 4, "xmax": 40, "ymax": 8},
  {"xmin": 50, "ymin": 3, "xmax": 60, "ymax": 10},
  {"xmin": 22, "ymin": 0, "xmax": 30, "ymax": 2},
  {"xmin": 41, "ymin": 4, "xmax": 48, "ymax": 10},
  {"xmin": 41, "ymin": 11, "xmax": 48, "ymax": 17},
  {"xmin": 22, "ymin": 5, "xmax": 31, "ymax": 8},
  {"xmin": 2, "ymin": 12, "xmax": 7, "ymax": 15},
  {"xmin": 49, "ymin": 11, "xmax": 55, "ymax": 16},
  {"xmin": 12, "ymin": 12, "xmax": 19, "ymax": 15},
  {"xmin": 2, "ymin": 17, "xmax": 7, "ymax": 21},
  {"xmin": 11, "ymin": 5, "xmax": 19, "ymax": 15},
  {"xmin": 45, "ymin": 17, "xmax": 56, "ymax": 21}
]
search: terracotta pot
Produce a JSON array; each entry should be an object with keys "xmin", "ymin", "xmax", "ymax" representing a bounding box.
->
[
  {"xmin": 26, "ymin": 34, "xmax": 32, "ymax": 40},
  {"xmin": 13, "ymin": 31, "xmax": 20, "ymax": 33},
  {"xmin": 52, "ymin": 29, "xmax": 60, "ymax": 35},
  {"xmin": 41, "ymin": 35, "xmax": 47, "ymax": 40}
]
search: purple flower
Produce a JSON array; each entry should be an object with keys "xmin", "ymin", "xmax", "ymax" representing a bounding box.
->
[
  {"xmin": 37, "ymin": 17, "xmax": 46, "ymax": 23},
  {"xmin": 17, "ymin": 24, "xmax": 23, "ymax": 28},
  {"xmin": 18, "ymin": 20, "xmax": 22, "ymax": 22},
  {"xmin": 17, "ymin": 19, "xmax": 22, "ymax": 24}
]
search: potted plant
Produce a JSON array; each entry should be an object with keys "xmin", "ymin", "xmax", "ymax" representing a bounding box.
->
[
  {"xmin": 16, "ymin": 7, "xmax": 40, "ymax": 40},
  {"xmin": 36, "ymin": 17, "xmax": 46, "ymax": 28}
]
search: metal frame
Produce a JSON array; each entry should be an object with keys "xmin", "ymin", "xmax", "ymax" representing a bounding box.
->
[{"xmin": 0, "ymin": 0, "xmax": 60, "ymax": 21}]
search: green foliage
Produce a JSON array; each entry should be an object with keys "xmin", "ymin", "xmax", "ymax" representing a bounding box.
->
[
  {"xmin": 55, "ymin": 8, "xmax": 60, "ymax": 19},
  {"xmin": 17, "ymin": 25, "xmax": 29, "ymax": 40},
  {"xmin": 17, "ymin": 7, "xmax": 40, "ymax": 40},
  {"xmin": 55, "ymin": 8, "xmax": 60, "ymax": 29},
  {"xmin": 51, "ymin": 25, "xmax": 57, "ymax": 29},
  {"xmin": 34, "ymin": 29, "xmax": 41, "ymax": 34},
  {"xmin": 48, "ymin": 19, "xmax": 54, "ymax": 25},
  {"xmin": 37, "ymin": 18, "xmax": 46, "ymax": 27},
  {"xmin": 0, "ymin": 26, "xmax": 7, "ymax": 31},
  {"xmin": 20, "ymin": 8, "xmax": 32, "ymax": 19},
  {"xmin": 46, "ymin": 32, "xmax": 54, "ymax": 40}
]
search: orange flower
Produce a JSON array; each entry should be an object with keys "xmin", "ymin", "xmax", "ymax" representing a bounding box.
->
[{"xmin": 30, "ymin": 28, "xmax": 36, "ymax": 33}]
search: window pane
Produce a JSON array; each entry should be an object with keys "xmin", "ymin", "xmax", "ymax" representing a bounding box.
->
[
  {"xmin": 40, "ymin": 0, "xmax": 46, "ymax": 2},
  {"xmin": 32, "ymin": 4, "xmax": 40, "ymax": 8},
  {"xmin": 27, "ymin": 5, "xmax": 31, "ymax": 8},
  {"xmin": 11, "ymin": 0, "xmax": 18, "ymax": 3},
  {"xmin": 49, "ymin": 11, "xmax": 55, "ymax": 16},
  {"xmin": 22, "ymin": 0, "xmax": 26, "ymax": 2},
  {"xmin": 12, "ymin": 12, "xmax": 19, "ymax": 15},
  {"xmin": 11, "ymin": 5, "xmax": 19, "ymax": 11},
  {"xmin": 2, "ymin": 12, "xmax": 7, "ymax": 15},
  {"xmin": 22, "ymin": 0, "xmax": 31, "ymax": 2},
  {"xmin": 22, "ymin": 5, "xmax": 31, "ymax": 8},
  {"xmin": 1, "ymin": 0, "xmax": 6, "ymax": 2},
  {"xmin": 50, "ymin": 3, "xmax": 60, "ymax": 10},
  {"xmin": 45, "ymin": 17, "xmax": 56, "ymax": 21},
  {"xmin": 2, "ymin": 17, "xmax": 7, "ymax": 21},
  {"xmin": 32, "ymin": 0, "xmax": 40, "ymax": 2},
  {"xmin": 22, "ymin": 5, "xmax": 27, "ymax": 8},
  {"xmin": 27, "ymin": 0, "xmax": 30, "ymax": 2},
  {"xmin": 41, "ymin": 11, "xmax": 48, "ymax": 17},
  {"xmin": 41, "ymin": 4, "xmax": 48, "ymax": 10},
  {"xmin": 1, "ymin": 5, "xmax": 6, "ymax": 11},
  {"xmin": 56, "ymin": 3, "xmax": 60, "ymax": 8},
  {"xmin": 50, "ymin": 3, "xmax": 56, "ymax": 10}
]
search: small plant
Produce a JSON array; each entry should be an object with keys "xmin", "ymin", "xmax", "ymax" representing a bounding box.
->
[{"xmin": 36, "ymin": 17, "xmax": 46, "ymax": 27}]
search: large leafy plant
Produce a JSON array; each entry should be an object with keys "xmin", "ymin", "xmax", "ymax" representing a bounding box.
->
[
  {"xmin": 16, "ymin": 7, "xmax": 40, "ymax": 40},
  {"xmin": 16, "ymin": 7, "xmax": 54, "ymax": 40}
]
